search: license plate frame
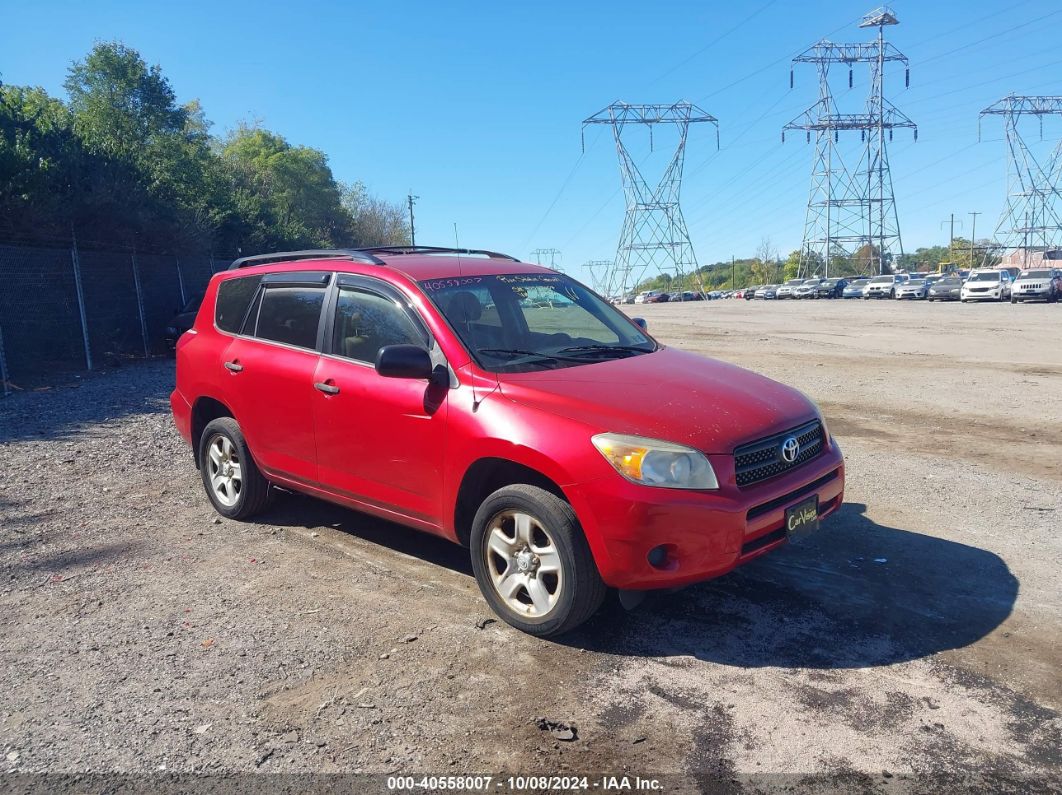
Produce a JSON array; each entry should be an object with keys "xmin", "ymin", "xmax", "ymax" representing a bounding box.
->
[{"xmin": 784, "ymin": 496, "xmax": 819, "ymax": 539}]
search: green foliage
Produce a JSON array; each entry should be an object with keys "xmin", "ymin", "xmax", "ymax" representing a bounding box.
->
[
  {"xmin": 782, "ymin": 249, "xmax": 800, "ymax": 281},
  {"xmin": 0, "ymin": 42, "xmax": 407, "ymax": 253}
]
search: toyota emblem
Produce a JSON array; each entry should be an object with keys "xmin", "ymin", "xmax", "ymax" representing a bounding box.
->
[{"xmin": 780, "ymin": 436, "xmax": 800, "ymax": 463}]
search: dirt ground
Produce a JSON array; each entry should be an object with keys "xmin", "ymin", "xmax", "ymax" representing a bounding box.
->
[{"xmin": 0, "ymin": 298, "xmax": 1059, "ymax": 792}]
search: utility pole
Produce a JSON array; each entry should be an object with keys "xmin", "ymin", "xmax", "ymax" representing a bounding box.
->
[
  {"xmin": 941, "ymin": 214, "xmax": 962, "ymax": 262},
  {"xmin": 969, "ymin": 211, "xmax": 981, "ymax": 267},
  {"xmin": 731, "ymin": 255, "xmax": 736, "ymax": 290},
  {"xmin": 407, "ymin": 192, "xmax": 419, "ymax": 246}
]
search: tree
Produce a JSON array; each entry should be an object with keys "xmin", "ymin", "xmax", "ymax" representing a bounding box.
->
[
  {"xmin": 752, "ymin": 237, "xmax": 777, "ymax": 284},
  {"xmin": 220, "ymin": 125, "xmax": 354, "ymax": 251},
  {"xmin": 340, "ymin": 181, "xmax": 410, "ymax": 246},
  {"xmin": 0, "ymin": 42, "xmax": 407, "ymax": 254},
  {"xmin": 782, "ymin": 249, "xmax": 801, "ymax": 280}
]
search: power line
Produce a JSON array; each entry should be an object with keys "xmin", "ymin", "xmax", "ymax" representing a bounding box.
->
[
  {"xmin": 918, "ymin": 8, "xmax": 1062, "ymax": 66},
  {"xmin": 645, "ymin": 0, "xmax": 781, "ymax": 89}
]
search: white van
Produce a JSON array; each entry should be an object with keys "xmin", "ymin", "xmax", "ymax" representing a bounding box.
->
[{"xmin": 961, "ymin": 270, "xmax": 1012, "ymax": 302}]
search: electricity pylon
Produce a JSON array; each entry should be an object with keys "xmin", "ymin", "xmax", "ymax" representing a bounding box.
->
[
  {"xmin": 582, "ymin": 101, "xmax": 718, "ymax": 295},
  {"xmin": 530, "ymin": 248, "xmax": 562, "ymax": 271},
  {"xmin": 784, "ymin": 7, "xmax": 916, "ymax": 276},
  {"xmin": 582, "ymin": 260, "xmax": 615, "ymax": 297},
  {"xmin": 979, "ymin": 95, "xmax": 1062, "ymax": 268}
]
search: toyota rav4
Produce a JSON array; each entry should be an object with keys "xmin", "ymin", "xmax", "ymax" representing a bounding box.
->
[{"xmin": 170, "ymin": 247, "xmax": 845, "ymax": 637}]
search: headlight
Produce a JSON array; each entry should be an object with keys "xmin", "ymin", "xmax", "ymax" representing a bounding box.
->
[{"xmin": 591, "ymin": 433, "xmax": 719, "ymax": 490}]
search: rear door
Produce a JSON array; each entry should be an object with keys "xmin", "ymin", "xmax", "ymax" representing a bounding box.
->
[
  {"xmin": 311, "ymin": 275, "xmax": 449, "ymax": 527},
  {"xmin": 221, "ymin": 271, "xmax": 330, "ymax": 485}
]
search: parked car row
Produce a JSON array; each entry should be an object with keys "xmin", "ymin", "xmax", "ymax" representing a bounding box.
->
[
  {"xmin": 600, "ymin": 267, "xmax": 1062, "ymax": 308},
  {"xmin": 734, "ymin": 267, "xmax": 1062, "ymax": 304}
]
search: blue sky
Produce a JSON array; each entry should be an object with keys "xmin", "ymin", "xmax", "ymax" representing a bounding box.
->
[{"xmin": 3, "ymin": 1, "xmax": 1062, "ymax": 271}]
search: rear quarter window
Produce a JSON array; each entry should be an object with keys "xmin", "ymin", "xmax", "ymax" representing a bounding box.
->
[{"xmin": 215, "ymin": 275, "xmax": 263, "ymax": 333}]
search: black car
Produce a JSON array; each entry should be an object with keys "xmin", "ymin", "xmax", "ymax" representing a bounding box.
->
[
  {"xmin": 815, "ymin": 278, "xmax": 848, "ymax": 299},
  {"xmin": 927, "ymin": 276, "xmax": 962, "ymax": 302},
  {"xmin": 165, "ymin": 295, "xmax": 203, "ymax": 354}
]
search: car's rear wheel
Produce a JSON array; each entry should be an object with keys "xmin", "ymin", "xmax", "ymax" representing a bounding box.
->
[
  {"xmin": 469, "ymin": 485, "xmax": 606, "ymax": 638},
  {"xmin": 199, "ymin": 417, "xmax": 271, "ymax": 520}
]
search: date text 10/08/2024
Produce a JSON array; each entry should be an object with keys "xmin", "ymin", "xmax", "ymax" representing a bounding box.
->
[{"xmin": 386, "ymin": 775, "xmax": 665, "ymax": 792}]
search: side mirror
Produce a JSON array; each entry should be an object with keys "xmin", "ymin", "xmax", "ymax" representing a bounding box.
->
[
  {"xmin": 633, "ymin": 317, "xmax": 648, "ymax": 331},
  {"xmin": 375, "ymin": 344, "xmax": 433, "ymax": 379}
]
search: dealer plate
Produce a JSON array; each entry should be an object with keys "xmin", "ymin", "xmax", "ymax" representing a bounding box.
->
[{"xmin": 784, "ymin": 496, "xmax": 819, "ymax": 539}]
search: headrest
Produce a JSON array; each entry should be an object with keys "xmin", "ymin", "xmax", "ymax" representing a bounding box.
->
[{"xmin": 447, "ymin": 291, "xmax": 482, "ymax": 323}]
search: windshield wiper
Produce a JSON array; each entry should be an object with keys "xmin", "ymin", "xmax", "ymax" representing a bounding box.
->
[
  {"xmin": 476, "ymin": 348, "xmax": 587, "ymax": 363},
  {"xmin": 558, "ymin": 344, "xmax": 654, "ymax": 357}
]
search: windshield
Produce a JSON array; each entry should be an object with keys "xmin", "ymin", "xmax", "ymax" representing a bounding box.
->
[
  {"xmin": 1019, "ymin": 270, "xmax": 1052, "ymax": 278},
  {"xmin": 906, "ymin": 279, "xmax": 926, "ymax": 286},
  {"xmin": 969, "ymin": 271, "xmax": 1001, "ymax": 282},
  {"xmin": 421, "ymin": 273, "xmax": 656, "ymax": 372},
  {"xmin": 871, "ymin": 276, "xmax": 893, "ymax": 283},
  {"xmin": 849, "ymin": 280, "xmax": 869, "ymax": 287},
  {"xmin": 785, "ymin": 279, "xmax": 803, "ymax": 286},
  {"xmin": 938, "ymin": 277, "xmax": 961, "ymax": 286}
]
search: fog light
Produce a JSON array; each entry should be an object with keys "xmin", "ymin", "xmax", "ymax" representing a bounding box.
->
[{"xmin": 647, "ymin": 544, "xmax": 678, "ymax": 570}]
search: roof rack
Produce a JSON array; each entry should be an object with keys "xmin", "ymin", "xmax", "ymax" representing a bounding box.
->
[
  {"xmin": 356, "ymin": 245, "xmax": 521, "ymax": 262},
  {"xmin": 229, "ymin": 249, "xmax": 385, "ymax": 270}
]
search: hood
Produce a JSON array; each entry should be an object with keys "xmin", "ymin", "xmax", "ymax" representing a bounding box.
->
[{"xmin": 497, "ymin": 347, "xmax": 818, "ymax": 454}]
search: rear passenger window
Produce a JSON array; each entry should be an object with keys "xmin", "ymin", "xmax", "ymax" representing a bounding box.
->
[
  {"xmin": 332, "ymin": 287, "xmax": 426, "ymax": 363},
  {"xmin": 215, "ymin": 275, "xmax": 263, "ymax": 332},
  {"xmin": 253, "ymin": 286, "xmax": 325, "ymax": 350}
]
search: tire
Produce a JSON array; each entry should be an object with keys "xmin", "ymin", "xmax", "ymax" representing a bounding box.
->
[
  {"xmin": 469, "ymin": 484, "xmax": 606, "ymax": 638},
  {"xmin": 198, "ymin": 417, "xmax": 272, "ymax": 520},
  {"xmin": 1011, "ymin": 297, "xmax": 1018, "ymax": 304}
]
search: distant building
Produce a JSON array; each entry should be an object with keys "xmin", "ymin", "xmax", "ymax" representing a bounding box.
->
[{"xmin": 1000, "ymin": 248, "xmax": 1062, "ymax": 268}]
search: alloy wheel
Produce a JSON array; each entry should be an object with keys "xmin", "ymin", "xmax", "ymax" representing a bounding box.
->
[
  {"xmin": 206, "ymin": 433, "xmax": 242, "ymax": 507},
  {"xmin": 484, "ymin": 511, "xmax": 563, "ymax": 618}
]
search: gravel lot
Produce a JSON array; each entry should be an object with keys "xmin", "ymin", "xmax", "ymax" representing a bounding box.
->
[{"xmin": 1, "ymin": 298, "xmax": 1059, "ymax": 792}]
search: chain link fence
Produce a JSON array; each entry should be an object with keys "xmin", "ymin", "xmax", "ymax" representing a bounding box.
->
[{"xmin": 0, "ymin": 241, "xmax": 232, "ymax": 394}]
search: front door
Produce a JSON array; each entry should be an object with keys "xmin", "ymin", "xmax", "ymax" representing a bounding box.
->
[{"xmin": 311, "ymin": 278, "xmax": 448, "ymax": 527}]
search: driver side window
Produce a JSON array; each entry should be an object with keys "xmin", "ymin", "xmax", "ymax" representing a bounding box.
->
[{"xmin": 332, "ymin": 287, "xmax": 426, "ymax": 364}]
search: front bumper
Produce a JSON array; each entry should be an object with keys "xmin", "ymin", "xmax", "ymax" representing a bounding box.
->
[
  {"xmin": 565, "ymin": 442, "xmax": 845, "ymax": 590},
  {"xmin": 1014, "ymin": 287, "xmax": 1051, "ymax": 300},
  {"xmin": 963, "ymin": 289, "xmax": 1002, "ymax": 301}
]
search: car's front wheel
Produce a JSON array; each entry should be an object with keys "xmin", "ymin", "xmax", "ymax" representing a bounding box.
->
[
  {"xmin": 198, "ymin": 417, "xmax": 272, "ymax": 519},
  {"xmin": 470, "ymin": 485, "xmax": 606, "ymax": 638}
]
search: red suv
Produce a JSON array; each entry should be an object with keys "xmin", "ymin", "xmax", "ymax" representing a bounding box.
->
[{"xmin": 171, "ymin": 247, "xmax": 845, "ymax": 637}]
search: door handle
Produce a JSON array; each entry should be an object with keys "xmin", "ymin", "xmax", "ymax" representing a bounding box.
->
[
  {"xmin": 314, "ymin": 381, "xmax": 340, "ymax": 395},
  {"xmin": 224, "ymin": 360, "xmax": 243, "ymax": 373}
]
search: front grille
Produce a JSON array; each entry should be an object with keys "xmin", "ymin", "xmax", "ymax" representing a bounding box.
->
[{"xmin": 734, "ymin": 421, "xmax": 824, "ymax": 487}]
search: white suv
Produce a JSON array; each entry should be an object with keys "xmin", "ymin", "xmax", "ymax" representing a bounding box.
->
[
  {"xmin": 1011, "ymin": 268, "xmax": 1061, "ymax": 303},
  {"xmin": 961, "ymin": 269, "xmax": 1012, "ymax": 302}
]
